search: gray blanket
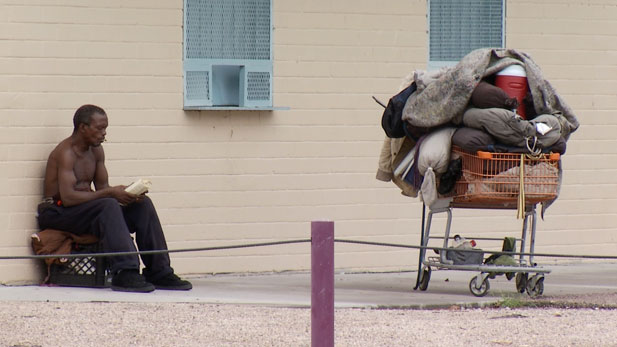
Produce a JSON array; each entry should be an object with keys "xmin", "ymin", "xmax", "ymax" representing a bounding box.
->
[{"xmin": 402, "ymin": 48, "xmax": 579, "ymax": 140}]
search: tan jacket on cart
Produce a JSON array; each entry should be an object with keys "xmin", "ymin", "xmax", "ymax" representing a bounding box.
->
[{"xmin": 376, "ymin": 136, "xmax": 418, "ymax": 197}]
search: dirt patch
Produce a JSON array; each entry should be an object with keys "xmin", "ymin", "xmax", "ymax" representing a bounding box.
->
[{"xmin": 526, "ymin": 292, "xmax": 617, "ymax": 309}]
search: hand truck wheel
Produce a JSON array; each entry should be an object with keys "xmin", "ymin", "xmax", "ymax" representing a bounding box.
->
[
  {"xmin": 515, "ymin": 272, "xmax": 528, "ymax": 293},
  {"xmin": 526, "ymin": 274, "xmax": 544, "ymax": 297},
  {"xmin": 419, "ymin": 267, "xmax": 431, "ymax": 291},
  {"xmin": 469, "ymin": 274, "xmax": 490, "ymax": 297}
]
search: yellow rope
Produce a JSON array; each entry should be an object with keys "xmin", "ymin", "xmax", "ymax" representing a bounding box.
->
[{"xmin": 517, "ymin": 154, "xmax": 525, "ymax": 219}]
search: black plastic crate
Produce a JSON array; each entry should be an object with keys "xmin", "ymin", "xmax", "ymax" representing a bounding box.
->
[{"xmin": 48, "ymin": 243, "xmax": 110, "ymax": 288}]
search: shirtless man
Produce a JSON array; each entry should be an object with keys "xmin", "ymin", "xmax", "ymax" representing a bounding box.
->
[{"xmin": 37, "ymin": 104, "xmax": 192, "ymax": 292}]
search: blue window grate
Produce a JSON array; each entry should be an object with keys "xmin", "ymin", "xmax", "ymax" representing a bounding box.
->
[
  {"xmin": 184, "ymin": 0, "xmax": 273, "ymax": 109},
  {"xmin": 247, "ymin": 71, "xmax": 271, "ymax": 101},
  {"xmin": 186, "ymin": 70, "xmax": 210, "ymax": 101},
  {"xmin": 429, "ymin": 0, "xmax": 504, "ymax": 63},
  {"xmin": 185, "ymin": 0, "xmax": 271, "ymax": 60}
]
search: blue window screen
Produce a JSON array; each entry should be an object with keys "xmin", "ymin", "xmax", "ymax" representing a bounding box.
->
[
  {"xmin": 428, "ymin": 0, "xmax": 504, "ymax": 67},
  {"xmin": 184, "ymin": 0, "xmax": 273, "ymax": 109}
]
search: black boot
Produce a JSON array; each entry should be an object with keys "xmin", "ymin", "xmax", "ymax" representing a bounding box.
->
[
  {"xmin": 148, "ymin": 273, "xmax": 192, "ymax": 290},
  {"xmin": 111, "ymin": 269, "xmax": 155, "ymax": 293}
]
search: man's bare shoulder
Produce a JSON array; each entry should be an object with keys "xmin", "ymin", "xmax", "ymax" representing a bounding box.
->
[{"xmin": 48, "ymin": 138, "xmax": 75, "ymax": 162}]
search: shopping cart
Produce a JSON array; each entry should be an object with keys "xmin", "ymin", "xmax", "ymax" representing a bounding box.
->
[{"xmin": 414, "ymin": 147, "xmax": 561, "ymax": 297}]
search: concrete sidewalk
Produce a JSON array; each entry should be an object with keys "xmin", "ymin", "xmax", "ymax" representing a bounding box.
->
[{"xmin": 1, "ymin": 262, "xmax": 616, "ymax": 308}]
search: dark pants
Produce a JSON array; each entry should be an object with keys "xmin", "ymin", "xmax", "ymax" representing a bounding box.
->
[{"xmin": 37, "ymin": 196, "xmax": 173, "ymax": 281}]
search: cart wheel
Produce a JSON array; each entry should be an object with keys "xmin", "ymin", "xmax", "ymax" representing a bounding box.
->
[
  {"xmin": 515, "ymin": 273, "xmax": 528, "ymax": 293},
  {"xmin": 419, "ymin": 267, "xmax": 431, "ymax": 291},
  {"xmin": 526, "ymin": 275, "xmax": 544, "ymax": 297},
  {"xmin": 469, "ymin": 275, "xmax": 490, "ymax": 297}
]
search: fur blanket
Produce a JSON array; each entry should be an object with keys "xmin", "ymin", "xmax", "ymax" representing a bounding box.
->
[{"xmin": 401, "ymin": 48, "xmax": 579, "ymax": 140}]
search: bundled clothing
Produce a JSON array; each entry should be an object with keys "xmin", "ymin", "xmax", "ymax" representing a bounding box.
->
[
  {"xmin": 31, "ymin": 228, "xmax": 99, "ymax": 283},
  {"xmin": 401, "ymin": 48, "xmax": 579, "ymax": 139},
  {"xmin": 376, "ymin": 48, "xmax": 578, "ymax": 210},
  {"xmin": 462, "ymin": 108, "xmax": 562, "ymax": 150}
]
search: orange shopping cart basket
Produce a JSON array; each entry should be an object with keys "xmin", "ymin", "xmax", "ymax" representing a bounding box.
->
[{"xmin": 452, "ymin": 146, "xmax": 561, "ymax": 207}]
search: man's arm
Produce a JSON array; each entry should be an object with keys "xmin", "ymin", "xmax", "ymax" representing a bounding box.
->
[
  {"xmin": 92, "ymin": 146, "xmax": 139, "ymax": 204},
  {"xmin": 93, "ymin": 146, "xmax": 110, "ymax": 190}
]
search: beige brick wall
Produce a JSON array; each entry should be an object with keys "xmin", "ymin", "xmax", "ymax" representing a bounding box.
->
[
  {"xmin": 1, "ymin": 0, "xmax": 616, "ymax": 284},
  {"xmin": 504, "ymin": 0, "xmax": 617, "ymax": 259}
]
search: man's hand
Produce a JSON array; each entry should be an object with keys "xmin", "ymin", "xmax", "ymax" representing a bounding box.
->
[
  {"xmin": 109, "ymin": 185, "xmax": 139, "ymax": 205},
  {"xmin": 134, "ymin": 192, "xmax": 148, "ymax": 203}
]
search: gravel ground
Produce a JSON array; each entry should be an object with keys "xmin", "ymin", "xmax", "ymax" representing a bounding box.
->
[{"xmin": 2, "ymin": 295, "xmax": 617, "ymax": 347}]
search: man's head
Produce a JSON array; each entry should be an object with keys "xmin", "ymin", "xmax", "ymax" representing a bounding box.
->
[
  {"xmin": 73, "ymin": 104, "xmax": 108, "ymax": 147},
  {"xmin": 73, "ymin": 104, "xmax": 106, "ymax": 133}
]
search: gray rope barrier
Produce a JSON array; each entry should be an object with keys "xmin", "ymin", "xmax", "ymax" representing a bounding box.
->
[
  {"xmin": 2, "ymin": 237, "xmax": 617, "ymax": 261},
  {"xmin": 0, "ymin": 239, "xmax": 312, "ymax": 260},
  {"xmin": 334, "ymin": 239, "xmax": 617, "ymax": 260}
]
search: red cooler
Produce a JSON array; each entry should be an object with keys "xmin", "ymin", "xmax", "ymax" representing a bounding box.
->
[{"xmin": 495, "ymin": 64, "xmax": 528, "ymax": 119}]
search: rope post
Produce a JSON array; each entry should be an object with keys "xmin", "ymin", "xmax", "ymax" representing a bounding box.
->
[{"xmin": 311, "ymin": 221, "xmax": 334, "ymax": 347}]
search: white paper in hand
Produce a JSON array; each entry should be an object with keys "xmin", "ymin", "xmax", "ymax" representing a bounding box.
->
[{"xmin": 125, "ymin": 179, "xmax": 152, "ymax": 196}]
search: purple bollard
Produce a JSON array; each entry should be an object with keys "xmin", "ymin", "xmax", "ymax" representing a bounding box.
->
[{"xmin": 311, "ymin": 221, "xmax": 334, "ymax": 347}]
